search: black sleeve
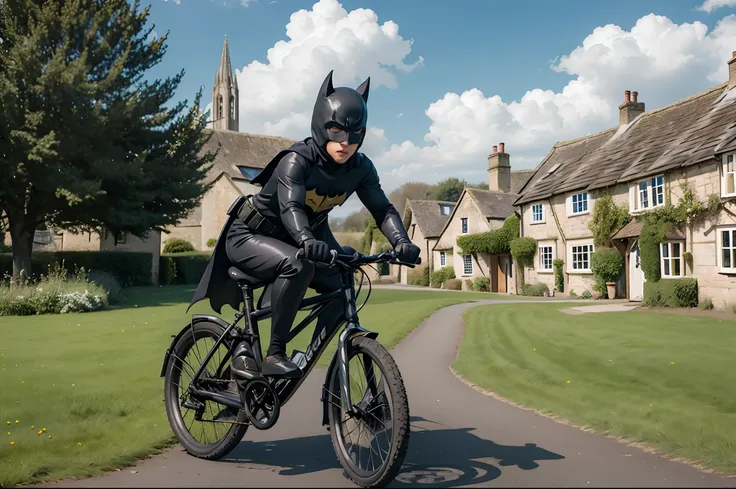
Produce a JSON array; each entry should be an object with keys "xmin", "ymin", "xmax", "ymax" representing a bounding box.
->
[
  {"xmin": 355, "ymin": 157, "xmax": 410, "ymax": 248},
  {"xmin": 276, "ymin": 152, "xmax": 315, "ymax": 245}
]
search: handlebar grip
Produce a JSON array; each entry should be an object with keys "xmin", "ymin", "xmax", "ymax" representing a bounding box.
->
[{"xmin": 416, "ymin": 256, "xmax": 422, "ymax": 265}]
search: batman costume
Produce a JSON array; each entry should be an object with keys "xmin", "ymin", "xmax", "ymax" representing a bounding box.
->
[{"xmin": 189, "ymin": 70, "xmax": 421, "ymax": 379}]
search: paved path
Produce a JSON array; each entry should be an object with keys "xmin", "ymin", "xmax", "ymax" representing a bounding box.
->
[{"xmin": 44, "ymin": 300, "xmax": 735, "ymax": 488}]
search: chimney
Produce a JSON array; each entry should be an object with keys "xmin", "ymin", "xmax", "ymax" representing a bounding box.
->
[
  {"xmin": 619, "ymin": 90, "xmax": 645, "ymax": 125},
  {"xmin": 729, "ymin": 51, "xmax": 736, "ymax": 89},
  {"xmin": 488, "ymin": 142, "xmax": 511, "ymax": 193}
]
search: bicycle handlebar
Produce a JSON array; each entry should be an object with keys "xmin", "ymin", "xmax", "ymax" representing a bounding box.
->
[{"xmin": 294, "ymin": 248, "xmax": 421, "ymax": 268}]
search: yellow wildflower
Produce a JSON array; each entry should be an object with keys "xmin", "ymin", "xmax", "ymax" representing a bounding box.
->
[
  {"xmin": 9, "ymin": 441, "xmax": 14, "ymax": 446},
  {"xmin": 566, "ymin": 380, "xmax": 571, "ymax": 384},
  {"xmin": 77, "ymin": 442, "xmax": 82, "ymax": 446},
  {"xmin": 42, "ymin": 428, "xmax": 47, "ymax": 432},
  {"xmin": 48, "ymin": 435, "xmax": 52, "ymax": 439},
  {"xmin": 15, "ymin": 420, "xmax": 18, "ymax": 424}
]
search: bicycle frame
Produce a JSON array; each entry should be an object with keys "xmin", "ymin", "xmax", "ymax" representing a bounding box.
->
[{"xmin": 162, "ymin": 254, "xmax": 379, "ymax": 420}]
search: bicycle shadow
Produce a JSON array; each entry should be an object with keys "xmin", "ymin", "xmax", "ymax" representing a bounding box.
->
[{"xmin": 221, "ymin": 416, "xmax": 565, "ymax": 487}]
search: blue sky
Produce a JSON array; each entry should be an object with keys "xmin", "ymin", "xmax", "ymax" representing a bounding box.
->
[{"xmin": 138, "ymin": 0, "xmax": 736, "ymax": 216}]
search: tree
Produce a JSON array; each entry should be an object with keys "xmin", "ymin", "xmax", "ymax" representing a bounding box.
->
[
  {"xmin": 387, "ymin": 181, "xmax": 433, "ymax": 216},
  {"xmin": 0, "ymin": 0, "xmax": 215, "ymax": 280},
  {"xmin": 427, "ymin": 177, "xmax": 487, "ymax": 202}
]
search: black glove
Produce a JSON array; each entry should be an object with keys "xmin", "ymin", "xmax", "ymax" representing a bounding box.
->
[
  {"xmin": 302, "ymin": 239, "xmax": 332, "ymax": 263},
  {"xmin": 394, "ymin": 241, "xmax": 420, "ymax": 264}
]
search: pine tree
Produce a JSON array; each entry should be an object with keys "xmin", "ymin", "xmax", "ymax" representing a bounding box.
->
[{"xmin": 0, "ymin": 0, "xmax": 215, "ymax": 281}]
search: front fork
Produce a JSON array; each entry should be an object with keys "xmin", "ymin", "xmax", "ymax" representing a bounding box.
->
[{"xmin": 333, "ymin": 267, "xmax": 378, "ymax": 417}]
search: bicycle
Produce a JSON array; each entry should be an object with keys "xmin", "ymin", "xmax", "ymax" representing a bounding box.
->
[{"xmin": 160, "ymin": 247, "xmax": 422, "ymax": 488}]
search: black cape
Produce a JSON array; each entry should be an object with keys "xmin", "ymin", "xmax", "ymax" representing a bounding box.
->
[{"xmin": 187, "ymin": 140, "xmax": 316, "ymax": 314}]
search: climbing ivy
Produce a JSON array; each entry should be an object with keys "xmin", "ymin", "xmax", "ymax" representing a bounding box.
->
[
  {"xmin": 588, "ymin": 193, "xmax": 631, "ymax": 248},
  {"xmin": 636, "ymin": 181, "xmax": 721, "ymax": 282},
  {"xmin": 553, "ymin": 258, "xmax": 564, "ymax": 292},
  {"xmin": 456, "ymin": 214, "xmax": 520, "ymax": 254}
]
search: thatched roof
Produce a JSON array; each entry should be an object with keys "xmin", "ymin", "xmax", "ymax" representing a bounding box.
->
[
  {"xmin": 200, "ymin": 129, "xmax": 298, "ymax": 184},
  {"xmin": 403, "ymin": 200, "xmax": 455, "ymax": 239},
  {"xmin": 516, "ymin": 82, "xmax": 736, "ymax": 205}
]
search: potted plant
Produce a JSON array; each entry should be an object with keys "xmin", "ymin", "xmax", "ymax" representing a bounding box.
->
[{"xmin": 591, "ymin": 247, "xmax": 624, "ymax": 299}]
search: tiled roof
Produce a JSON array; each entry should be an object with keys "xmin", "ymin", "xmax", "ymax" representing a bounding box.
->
[
  {"xmin": 199, "ymin": 129, "xmax": 297, "ymax": 184},
  {"xmin": 404, "ymin": 200, "xmax": 455, "ymax": 238},
  {"xmin": 516, "ymin": 83, "xmax": 736, "ymax": 206},
  {"xmin": 466, "ymin": 188, "xmax": 520, "ymax": 220}
]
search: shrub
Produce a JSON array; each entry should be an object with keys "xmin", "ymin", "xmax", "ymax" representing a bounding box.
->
[
  {"xmin": 465, "ymin": 279, "xmax": 474, "ymax": 290},
  {"xmin": 159, "ymin": 255, "xmax": 177, "ymax": 285},
  {"xmin": 0, "ymin": 251, "xmax": 151, "ymax": 286},
  {"xmin": 591, "ymin": 248, "xmax": 623, "ymax": 283},
  {"xmin": 407, "ymin": 265, "xmax": 429, "ymax": 287},
  {"xmin": 521, "ymin": 283, "xmax": 549, "ymax": 296},
  {"xmin": 430, "ymin": 266, "xmax": 456, "ymax": 288},
  {"xmin": 164, "ymin": 252, "xmax": 211, "ymax": 284},
  {"xmin": 163, "ymin": 238, "xmax": 195, "ymax": 254},
  {"xmin": 473, "ymin": 276, "xmax": 490, "ymax": 292},
  {"xmin": 588, "ymin": 193, "xmax": 631, "ymax": 248},
  {"xmin": 0, "ymin": 263, "xmax": 108, "ymax": 316},
  {"xmin": 445, "ymin": 279, "xmax": 461, "ymax": 290},
  {"xmin": 580, "ymin": 289, "xmax": 592, "ymax": 299},
  {"xmin": 553, "ymin": 259, "xmax": 564, "ymax": 293},
  {"xmin": 206, "ymin": 238, "xmax": 217, "ymax": 248},
  {"xmin": 86, "ymin": 270, "xmax": 122, "ymax": 304},
  {"xmin": 699, "ymin": 297, "xmax": 714, "ymax": 310},
  {"xmin": 643, "ymin": 278, "xmax": 698, "ymax": 308}
]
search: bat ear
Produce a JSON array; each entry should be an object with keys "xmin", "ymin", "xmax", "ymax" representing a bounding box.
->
[
  {"xmin": 356, "ymin": 77, "xmax": 370, "ymax": 103},
  {"xmin": 320, "ymin": 70, "xmax": 335, "ymax": 98}
]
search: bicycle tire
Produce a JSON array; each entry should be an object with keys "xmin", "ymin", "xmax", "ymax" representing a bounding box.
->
[
  {"xmin": 164, "ymin": 320, "xmax": 249, "ymax": 460},
  {"xmin": 327, "ymin": 336, "xmax": 410, "ymax": 488}
]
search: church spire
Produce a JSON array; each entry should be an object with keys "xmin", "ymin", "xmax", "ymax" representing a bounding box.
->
[{"xmin": 212, "ymin": 36, "xmax": 239, "ymax": 131}]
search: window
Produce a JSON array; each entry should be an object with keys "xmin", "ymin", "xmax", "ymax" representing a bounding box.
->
[
  {"xmin": 238, "ymin": 166, "xmax": 262, "ymax": 181},
  {"xmin": 719, "ymin": 227, "xmax": 736, "ymax": 271},
  {"xmin": 722, "ymin": 154, "xmax": 736, "ymax": 197},
  {"xmin": 539, "ymin": 245, "xmax": 553, "ymax": 271},
  {"xmin": 660, "ymin": 242, "xmax": 683, "ymax": 278},
  {"xmin": 631, "ymin": 175, "xmax": 664, "ymax": 211},
  {"xmin": 440, "ymin": 204, "xmax": 453, "ymax": 216},
  {"xmin": 531, "ymin": 204, "xmax": 544, "ymax": 223},
  {"xmin": 570, "ymin": 244, "xmax": 594, "ymax": 272},
  {"xmin": 461, "ymin": 218, "xmax": 468, "ymax": 234},
  {"xmin": 570, "ymin": 192, "xmax": 588, "ymax": 215},
  {"xmin": 462, "ymin": 255, "xmax": 473, "ymax": 275},
  {"xmin": 440, "ymin": 251, "xmax": 446, "ymax": 267}
]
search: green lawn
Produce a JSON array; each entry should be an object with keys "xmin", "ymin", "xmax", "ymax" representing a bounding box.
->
[
  {"xmin": 0, "ymin": 284, "xmax": 503, "ymax": 487},
  {"xmin": 453, "ymin": 303, "xmax": 736, "ymax": 474}
]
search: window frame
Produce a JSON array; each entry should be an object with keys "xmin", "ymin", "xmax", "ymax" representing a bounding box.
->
[
  {"xmin": 462, "ymin": 254, "xmax": 473, "ymax": 275},
  {"xmin": 461, "ymin": 217, "xmax": 468, "ymax": 234},
  {"xmin": 568, "ymin": 192, "xmax": 590, "ymax": 216},
  {"xmin": 439, "ymin": 251, "xmax": 446, "ymax": 267},
  {"xmin": 568, "ymin": 242, "xmax": 594, "ymax": 273},
  {"xmin": 538, "ymin": 244, "xmax": 554, "ymax": 272},
  {"xmin": 630, "ymin": 174, "xmax": 665, "ymax": 213},
  {"xmin": 718, "ymin": 226, "xmax": 736, "ymax": 273},
  {"xmin": 660, "ymin": 241, "xmax": 684, "ymax": 278},
  {"xmin": 531, "ymin": 203, "xmax": 545, "ymax": 224},
  {"xmin": 721, "ymin": 153, "xmax": 736, "ymax": 198}
]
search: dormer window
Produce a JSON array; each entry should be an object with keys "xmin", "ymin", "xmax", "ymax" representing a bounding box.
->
[{"xmin": 440, "ymin": 204, "xmax": 453, "ymax": 216}]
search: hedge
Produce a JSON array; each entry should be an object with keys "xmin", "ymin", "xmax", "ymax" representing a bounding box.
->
[
  {"xmin": 161, "ymin": 252, "xmax": 211, "ymax": 285},
  {"xmin": 643, "ymin": 278, "xmax": 698, "ymax": 308},
  {"xmin": 456, "ymin": 214, "xmax": 519, "ymax": 254},
  {"xmin": 430, "ymin": 266, "xmax": 455, "ymax": 288},
  {"xmin": 0, "ymin": 251, "xmax": 152, "ymax": 286},
  {"xmin": 407, "ymin": 265, "xmax": 430, "ymax": 286}
]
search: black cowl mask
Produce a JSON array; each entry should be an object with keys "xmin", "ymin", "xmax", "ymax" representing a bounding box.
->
[{"xmin": 310, "ymin": 70, "xmax": 370, "ymax": 162}]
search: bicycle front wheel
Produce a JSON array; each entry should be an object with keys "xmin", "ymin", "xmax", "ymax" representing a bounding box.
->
[{"xmin": 326, "ymin": 336, "xmax": 410, "ymax": 488}]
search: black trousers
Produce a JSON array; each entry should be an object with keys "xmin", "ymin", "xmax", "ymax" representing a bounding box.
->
[{"xmin": 225, "ymin": 218, "xmax": 347, "ymax": 357}]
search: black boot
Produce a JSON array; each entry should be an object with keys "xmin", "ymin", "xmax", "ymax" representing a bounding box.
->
[
  {"xmin": 262, "ymin": 353, "xmax": 303, "ymax": 378},
  {"xmin": 231, "ymin": 341, "xmax": 255, "ymax": 380}
]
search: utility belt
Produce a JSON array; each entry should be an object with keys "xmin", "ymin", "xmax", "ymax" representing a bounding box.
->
[{"xmin": 227, "ymin": 195, "xmax": 329, "ymax": 237}]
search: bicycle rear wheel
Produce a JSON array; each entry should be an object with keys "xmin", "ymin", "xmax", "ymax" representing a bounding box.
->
[
  {"xmin": 326, "ymin": 336, "xmax": 410, "ymax": 488},
  {"xmin": 163, "ymin": 320, "xmax": 249, "ymax": 460}
]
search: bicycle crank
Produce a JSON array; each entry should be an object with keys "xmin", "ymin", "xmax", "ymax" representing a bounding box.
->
[{"xmin": 243, "ymin": 379, "xmax": 280, "ymax": 430}]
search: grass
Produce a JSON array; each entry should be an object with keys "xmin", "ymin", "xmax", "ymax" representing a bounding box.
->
[
  {"xmin": 0, "ymin": 283, "xmax": 503, "ymax": 486},
  {"xmin": 453, "ymin": 303, "xmax": 736, "ymax": 475}
]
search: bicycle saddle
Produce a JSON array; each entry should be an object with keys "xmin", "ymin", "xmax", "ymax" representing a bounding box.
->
[{"xmin": 227, "ymin": 267, "xmax": 266, "ymax": 288}]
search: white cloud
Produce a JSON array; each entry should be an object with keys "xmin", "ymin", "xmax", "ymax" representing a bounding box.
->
[
  {"xmin": 377, "ymin": 13, "xmax": 736, "ymax": 190},
  {"xmin": 233, "ymin": 0, "xmax": 423, "ymax": 141},
  {"xmin": 698, "ymin": 0, "xmax": 736, "ymax": 13}
]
